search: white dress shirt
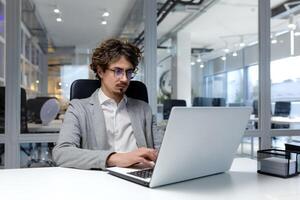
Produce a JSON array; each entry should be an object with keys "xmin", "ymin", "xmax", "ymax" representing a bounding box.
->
[{"xmin": 98, "ymin": 88, "xmax": 138, "ymax": 153}]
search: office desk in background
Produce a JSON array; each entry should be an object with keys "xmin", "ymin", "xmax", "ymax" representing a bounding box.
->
[
  {"xmin": 0, "ymin": 158, "xmax": 299, "ymax": 200},
  {"xmin": 27, "ymin": 119, "xmax": 62, "ymax": 133},
  {"xmin": 250, "ymin": 115, "xmax": 300, "ymax": 129}
]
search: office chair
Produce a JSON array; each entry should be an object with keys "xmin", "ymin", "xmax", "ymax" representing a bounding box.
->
[
  {"xmin": 274, "ymin": 101, "xmax": 291, "ymax": 117},
  {"xmin": 0, "ymin": 87, "xmax": 28, "ymax": 133},
  {"xmin": 192, "ymin": 97, "xmax": 212, "ymax": 106},
  {"xmin": 27, "ymin": 97, "xmax": 59, "ymax": 124},
  {"xmin": 252, "ymin": 100, "xmax": 258, "ymax": 117},
  {"xmin": 212, "ymin": 98, "xmax": 226, "ymax": 107},
  {"xmin": 272, "ymin": 101, "xmax": 291, "ymax": 129},
  {"xmin": 70, "ymin": 79, "xmax": 148, "ymax": 103},
  {"xmin": 163, "ymin": 99, "xmax": 187, "ymax": 120}
]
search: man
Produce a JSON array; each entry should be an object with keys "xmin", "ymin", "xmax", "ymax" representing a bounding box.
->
[{"xmin": 53, "ymin": 39, "xmax": 157, "ymax": 170}]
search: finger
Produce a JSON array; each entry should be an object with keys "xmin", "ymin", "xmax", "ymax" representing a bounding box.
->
[
  {"xmin": 136, "ymin": 157, "xmax": 155, "ymax": 168},
  {"xmin": 140, "ymin": 151, "xmax": 157, "ymax": 162}
]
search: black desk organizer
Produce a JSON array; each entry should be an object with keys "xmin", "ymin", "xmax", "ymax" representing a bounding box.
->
[
  {"xmin": 285, "ymin": 143, "xmax": 300, "ymax": 173},
  {"xmin": 257, "ymin": 149, "xmax": 299, "ymax": 178}
]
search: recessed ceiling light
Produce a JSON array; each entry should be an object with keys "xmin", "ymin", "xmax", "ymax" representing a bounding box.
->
[
  {"xmin": 54, "ymin": 8, "xmax": 60, "ymax": 13},
  {"xmin": 200, "ymin": 64, "xmax": 204, "ymax": 68},
  {"xmin": 56, "ymin": 17, "xmax": 62, "ymax": 22},
  {"xmin": 102, "ymin": 11, "xmax": 110, "ymax": 17},
  {"xmin": 239, "ymin": 42, "xmax": 245, "ymax": 47},
  {"xmin": 232, "ymin": 52, "xmax": 238, "ymax": 57},
  {"xmin": 223, "ymin": 48, "xmax": 230, "ymax": 53},
  {"xmin": 101, "ymin": 20, "xmax": 107, "ymax": 25},
  {"xmin": 271, "ymin": 38, "xmax": 277, "ymax": 44},
  {"xmin": 295, "ymin": 32, "xmax": 300, "ymax": 36}
]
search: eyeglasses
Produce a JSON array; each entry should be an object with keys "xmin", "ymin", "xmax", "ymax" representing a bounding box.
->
[{"xmin": 107, "ymin": 67, "xmax": 137, "ymax": 80}]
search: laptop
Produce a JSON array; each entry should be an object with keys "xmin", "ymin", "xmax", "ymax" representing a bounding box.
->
[{"xmin": 107, "ymin": 107, "xmax": 252, "ymax": 188}]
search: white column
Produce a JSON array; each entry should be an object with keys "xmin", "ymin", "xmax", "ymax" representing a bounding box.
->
[
  {"xmin": 5, "ymin": 0, "xmax": 21, "ymax": 168},
  {"xmin": 171, "ymin": 31, "xmax": 192, "ymax": 106},
  {"xmin": 259, "ymin": 0, "xmax": 271, "ymax": 149},
  {"xmin": 144, "ymin": 0, "xmax": 157, "ymax": 114},
  {"xmin": 40, "ymin": 53, "xmax": 48, "ymax": 96}
]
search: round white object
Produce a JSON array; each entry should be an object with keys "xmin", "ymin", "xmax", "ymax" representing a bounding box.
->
[{"xmin": 40, "ymin": 99, "xmax": 60, "ymax": 125}]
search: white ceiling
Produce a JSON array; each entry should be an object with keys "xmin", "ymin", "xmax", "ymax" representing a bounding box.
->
[
  {"xmin": 31, "ymin": 0, "xmax": 136, "ymax": 49},
  {"xmin": 31, "ymin": 0, "xmax": 297, "ymax": 57}
]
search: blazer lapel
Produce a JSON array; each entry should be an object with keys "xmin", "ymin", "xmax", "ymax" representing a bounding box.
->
[
  {"xmin": 127, "ymin": 99, "xmax": 147, "ymax": 147},
  {"xmin": 88, "ymin": 89, "xmax": 110, "ymax": 149}
]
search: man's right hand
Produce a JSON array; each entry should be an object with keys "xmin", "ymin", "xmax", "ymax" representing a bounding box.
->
[{"xmin": 106, "ymin": 147, "xmax": 158, "ymax": 168}]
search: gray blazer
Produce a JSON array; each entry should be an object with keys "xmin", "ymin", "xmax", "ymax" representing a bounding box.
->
[{"xmin": 52, "ymin": 89, "xmax": 154, "ymax": 170}]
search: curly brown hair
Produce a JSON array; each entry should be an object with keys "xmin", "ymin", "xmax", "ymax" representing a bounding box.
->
[{"xmin": 90, "ymin": 38, "xmax": 141, "ymax": 79}]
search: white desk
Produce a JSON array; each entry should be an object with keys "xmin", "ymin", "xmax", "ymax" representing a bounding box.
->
[
  {"xmin": 27, "ymin": 120, "xmax": 62, "ymax": 133},
  {"xmin": 0, "ymin": 158, "xmax": 299, "ymax": 200},
  {"xmin": 250, "ymin": 115, "xmax": 300, "ymax": 124}
]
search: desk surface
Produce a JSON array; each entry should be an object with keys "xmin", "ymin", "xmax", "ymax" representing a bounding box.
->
[
  {"xmin": 0, "ymin": 158, "xmax": 299, "ymax": 200},
  {"xmin": 250, "ymin": 115, "xmax": 300, "ymax": 124},
  {"xmin": 27, "ymin": 119, "xmax": 62, "ymax": 133}
]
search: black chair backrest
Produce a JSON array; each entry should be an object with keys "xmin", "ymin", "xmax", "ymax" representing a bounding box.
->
[
  {"xmin": 252, "ymin": 100, "xmax": 258, "ymax": 117},
  {"xmin": 163, "ymin": 99, "xmax": 186, "ymax": 120},
  {"xmin": 193, "ymin": 97, "xmax": 226, "ymax": 107},
  {"xmin": 212, "ymin": 98, "xmax": 226, "ymax": 107},
  {"xmin": 274, "ymin": 101, "xmax": 291, "ymax": 117},
  {"xmin": 0, "ymin": 87, "xmax": 28, "ymax": 133},
  {"xmin": 192, "ymin": 97, "xmax": 211, "ymax": 106},
  {"xmin": 27, "ymin": 97, "xmax": 58, "ymax": 124},
  {"xmin": 70, "ymin": 79, "xmax": 148, "ymax": 103}
]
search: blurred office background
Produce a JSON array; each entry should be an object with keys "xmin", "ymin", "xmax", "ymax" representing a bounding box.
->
[{"xmin": 1, "ymin": 0, "xmax": 300, "ymax": 169}]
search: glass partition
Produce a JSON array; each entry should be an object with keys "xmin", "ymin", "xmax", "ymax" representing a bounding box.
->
[{"xmin": 270, "ymin": 0, "xmax": 300, "ymax": 148}]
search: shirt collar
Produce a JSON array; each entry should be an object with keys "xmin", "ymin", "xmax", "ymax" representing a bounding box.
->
[{"xmin": 98, "ymin": 87, "xmax": 127, "ymax": 105}]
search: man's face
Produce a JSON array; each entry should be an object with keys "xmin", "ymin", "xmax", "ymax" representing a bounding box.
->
[{"xmin": 98, "ymin": 56, "xmax": 134, "ymax": 97}]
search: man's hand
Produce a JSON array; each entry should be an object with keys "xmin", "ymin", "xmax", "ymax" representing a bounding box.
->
[{"xmin": 106, "ymin": 147, "xmax": 158, "ymax": 168}]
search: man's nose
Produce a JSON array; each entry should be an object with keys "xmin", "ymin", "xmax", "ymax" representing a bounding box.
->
[{"xmin": 120, "ymin": 72, "xmax": 129, "ymax": 82}]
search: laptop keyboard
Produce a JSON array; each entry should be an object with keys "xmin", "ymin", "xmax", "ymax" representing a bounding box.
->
[{"xmin": 128, "ymin": 169, "xmax": 153, "ymax": 179}]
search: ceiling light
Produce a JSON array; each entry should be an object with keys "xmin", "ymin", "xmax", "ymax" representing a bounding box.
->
[
  {"xmin": 191, "ymin": 62, "xmax": 195, "ymax": 66},
  {"xmin": 200, "ymin": 64, "xmax": 204, "ymax": 68},
  {"xmin": 288, "ymin": 15, "xmax": 296, "ymax": 30},
  {"xmin": 271, "ymin": 38, "xmax": 277, "ymax": 44},
  {"xmin": 239, "ymin": 42, "xmax": 245, "ymax": 47},
  {"xmin": 56, "ymin": 17, "xmax": 62, "ymax": 22},
  {"xmin": 232, "ymin": 52, "xmax": 238, "ymax": 57},
  {"xmin": 54, "ymin": 8, "xmax": 60, "ymax": 13},
  {"xmin": 288, "ymin": 23, "xmax": 296, "ymax": 30},
  {"xmin": 101, "ymin": 20, "xmax": 107, "ymax": 25},
  {"xmin": 223, "ymin": 48, "xmax": 230, "ymax": 53},
  {"xmin": 36, "ymin": 80, "xmax": 40, "ymax": 84},
  {"xmin": 221, "ymin": 56, "xmax": 226, "ymax": 61},
  {"xmin": 102, "ymin": 11, "xmax": 110, "ymax": 17},
  {"xmin": 196, "ymin": 55, "xmax": 202, "ymax": 63}
]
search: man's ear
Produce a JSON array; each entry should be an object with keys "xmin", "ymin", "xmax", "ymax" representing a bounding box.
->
[{"xmin": 97, "ymin": 68, "xmax": 103, "ymax": 78}]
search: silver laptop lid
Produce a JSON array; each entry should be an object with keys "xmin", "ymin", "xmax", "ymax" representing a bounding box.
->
[{"xmin": 150, "ymin": 107, "xmax": 252, "ymax": 187}]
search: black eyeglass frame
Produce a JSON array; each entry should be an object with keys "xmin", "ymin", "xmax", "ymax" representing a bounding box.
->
[{"xmin": 107, "ymin": 67, "xmax": 138, "ymax": 79}]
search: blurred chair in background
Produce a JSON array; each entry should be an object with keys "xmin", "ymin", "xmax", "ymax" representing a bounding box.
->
[
  {"xmin": 272, "ymin": 101, "xmax": 291, "ymax": 129},
  {"xmin": 27, "ymin": 97, "xmax": 59, "ymax": 124},
  {"xmin": 193, "ymin": 97, "xmax": 226, "ymax": 107}
]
